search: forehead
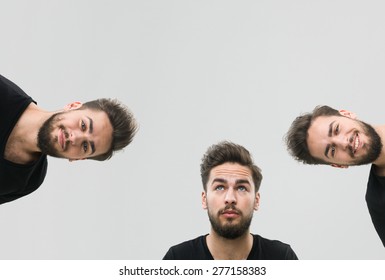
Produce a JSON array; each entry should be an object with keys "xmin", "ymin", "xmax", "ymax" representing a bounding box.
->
[
  {"xmin": 209, "ymin": 162, "xmax": 253, "ymax": 181},
  {"xmin": 307, "ymin": 116, "xmax": 335, "ymax": 154},
  {"xmin": 308, "ymin": 115, "xmax": 336, "ymax": 136}
]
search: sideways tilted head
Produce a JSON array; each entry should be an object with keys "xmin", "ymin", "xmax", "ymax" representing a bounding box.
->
[
  {"xmin": 37, "ymin": 98, "xmax": 138, "ymax": 161},
  {"xmin": 285, "ymin": 105, "xmax": 382, "ymax": 167}
]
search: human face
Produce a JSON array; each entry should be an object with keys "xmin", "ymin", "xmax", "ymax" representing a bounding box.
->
[
  {"xmin": 307, "ymin": 114, "xmax": 382, "ymax": 166},
  {"xmin": 37, "ymin": 108, "xmax": 113, "ymax": 160},
  {"xmin": 202, "ymin": 163, "xmax": 260, "ymax": 239}
]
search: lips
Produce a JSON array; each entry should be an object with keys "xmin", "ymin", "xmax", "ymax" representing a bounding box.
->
[
  {"xmin": 221, "ymin": 209, "xmax": 240, "ymax": 218},
  {"xmin": 58, "ymin": 128, "xmax": 65, "ymax": 150},
  {"xmin": 352, "ymin": 132, "xmax": 360, "ymax": 154}
]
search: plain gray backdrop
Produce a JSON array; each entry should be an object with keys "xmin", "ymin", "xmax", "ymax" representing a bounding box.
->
[{"xmin": 1, "ymin": 0, "xmax": 385, "ymax": 259}]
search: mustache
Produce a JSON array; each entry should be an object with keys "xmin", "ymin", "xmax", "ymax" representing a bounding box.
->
[
  {"xmin": 347, "ymin": 131, "xmax": 357, "ymax": 158},
  {"xmin": 218, "ymin": 205, "xmax": 242, "ymax": 215},
  {"xmin": 58, "ymin": 124, "xmax": 69, "ymax": 138}
]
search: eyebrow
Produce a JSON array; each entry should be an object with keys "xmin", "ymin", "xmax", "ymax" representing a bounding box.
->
[
  {"xmin": 87, "ymin": 117, "xmax": 94, "ymax": 133},
  {"xmin": 328, "ymin": 121, "xmax": 335, "ymax": 137},
  {"xmin": 211, "ymin": 178, "xmax": 251, "ymax": 185},
  {"xmin": 212, "ymin": 178, "xmax": 226, "ymax": 185},
  {"xmin": 324, "ymin": 121, "xmax": 335, "ymax": 158},
  {"xmin": 87, "ymin": 117, "xmax": 95, "ymax": 155},
  {"xmin": 235, "ymin": 179, "xmax": 251, "ymax": 185},
  {"xmin": 324, "ymin": 144, "xmax": 330, "ymax": 158}
]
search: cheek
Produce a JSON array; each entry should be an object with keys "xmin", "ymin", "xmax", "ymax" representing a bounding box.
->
[
  {"xmin": 240, "ymin": 197, "xmax": 257, "ymax": 208},
  {"xmin": 65, "ymin": 146, "xmax": 81, "ymax": 156},
  {"xmin": 206, "ymin": 197, "xmax": 220, "ymax": 209}
]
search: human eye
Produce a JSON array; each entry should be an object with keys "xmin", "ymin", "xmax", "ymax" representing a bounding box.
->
[
  {"xmin": 237, "ymin": 185, "xmax": 247, "ymax": 192},
  {"xmin": 214, "ymin": 185, "xmax": 225, "ymax": 191},
  {"xmin": 335, "ymin": 124, "xmax": 339, "ymax": 134},
  {"xmin": 331, "ymin": 146, "xmax": 336, "ymax": 157},
  {"xmin": 81, "ymin": 120, "xmax": 86, "ymax": 131},
  {"xmin": 82, "ymin": 141, "xmax": 88, "ymax": 152}
]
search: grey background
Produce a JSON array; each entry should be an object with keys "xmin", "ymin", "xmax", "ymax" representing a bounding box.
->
[{"xmin": 1, "ymin": 0, "xmax": 384, "ymax": 259}]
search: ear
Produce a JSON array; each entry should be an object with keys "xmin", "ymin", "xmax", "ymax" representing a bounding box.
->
[
  {"xmin": 254, "ymin": 192, "xmax": 260, "ymax": 211},
  {"xmin": 331, "ymin": 163, "xmax": 349, "ymax": 169},
  {"xmin": 202, "ymin": 191, "xmax": 207, "ymax": 210},
  {"xmin": 338, "ymin": 109, "xmax": 356, "ymax": 120},
  {"xmin": 64, "ymin": 101, "xmax": 83, "ymax": 111}
]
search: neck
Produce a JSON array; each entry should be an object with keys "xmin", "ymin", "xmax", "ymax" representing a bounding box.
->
[
  {"xmin": 5, "ymin": 103, "xmax": 53, "ymax": 163},
  {"xmin": 206, "ymin": 229, "xmax": 253, "ymax": 260}
]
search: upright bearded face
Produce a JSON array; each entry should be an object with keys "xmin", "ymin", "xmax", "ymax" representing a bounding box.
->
[{"xmin": 203, "ymin": 163, "xmax": 259, "ymax": 239}]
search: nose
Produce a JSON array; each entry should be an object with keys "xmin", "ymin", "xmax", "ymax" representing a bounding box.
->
[
  {"xmin": 68, "ymin": 130, "xmax": 86, "ymax": 145},
  {"xmin": 334, "ymin": 134, "xmax": 350, "ymax": 150},
  {"xmin": 224, "ymin": 188, "xmax": 236, "ymax": 205}
]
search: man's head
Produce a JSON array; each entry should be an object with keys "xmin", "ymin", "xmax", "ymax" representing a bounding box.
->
[
  {"xmin": 37, "ymin": 98, "xmax": 138, "ymax": 161},
  {"xmin": 285, "ymin": 105, "xmax": 382, "ymax": 167},
  {"xmin": 200, "ymin": 141, "xmax": 262, "ymax": 239}
]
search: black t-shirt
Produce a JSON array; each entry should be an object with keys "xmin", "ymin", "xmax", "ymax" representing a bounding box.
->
[
  {"xmin": 0, "ymin": 74, "xmax": 48, "ymax": 205},
  {"xmin": 163, "ymin": 234, "xmax": 298, "ymax": 260},
  {"xmin": 366, "ymin": 165, "xmax": 385, "ymax": 246}
]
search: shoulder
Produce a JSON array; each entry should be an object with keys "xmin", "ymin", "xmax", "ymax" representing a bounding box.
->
[
  {"xmin": 0, "ymin": 74, "xmax": 30, "ymax": 98},
  {"xmin": 251, "ymin": 234, "xmax": 298, "ymax": 260},
  {"xmin": 366, "ymin": 165, "xmax": 385, "ymax": 230},
  {"xmin": 0, "ymin": 74, "xmax": 34, "ymax": 128},
  {"xmin": 368, "ymin": 164, "xmax": 385, "ymax": 182},
  {"xmin": 366, "ymin": 165, "xmax": 385, "ymax": 204},
  {"xmin": 163, "ymin": 235, "xmax": 209, "ymax": 260},
  {"xmin": 0, "ymin": 154, "xmax": 48, "ymax": 202}
]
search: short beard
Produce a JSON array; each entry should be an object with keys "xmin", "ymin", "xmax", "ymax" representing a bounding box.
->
[
  {"xmin": 208, "ymin": 205, "xmax": 252, "ymax": 239},
  {"xmin": 37, "ymin": 112, "xmax": 64, "ymax": 158},
  {"xmin": 351, "ymin": 120, "xmax": 382, "ymax": 166}
]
